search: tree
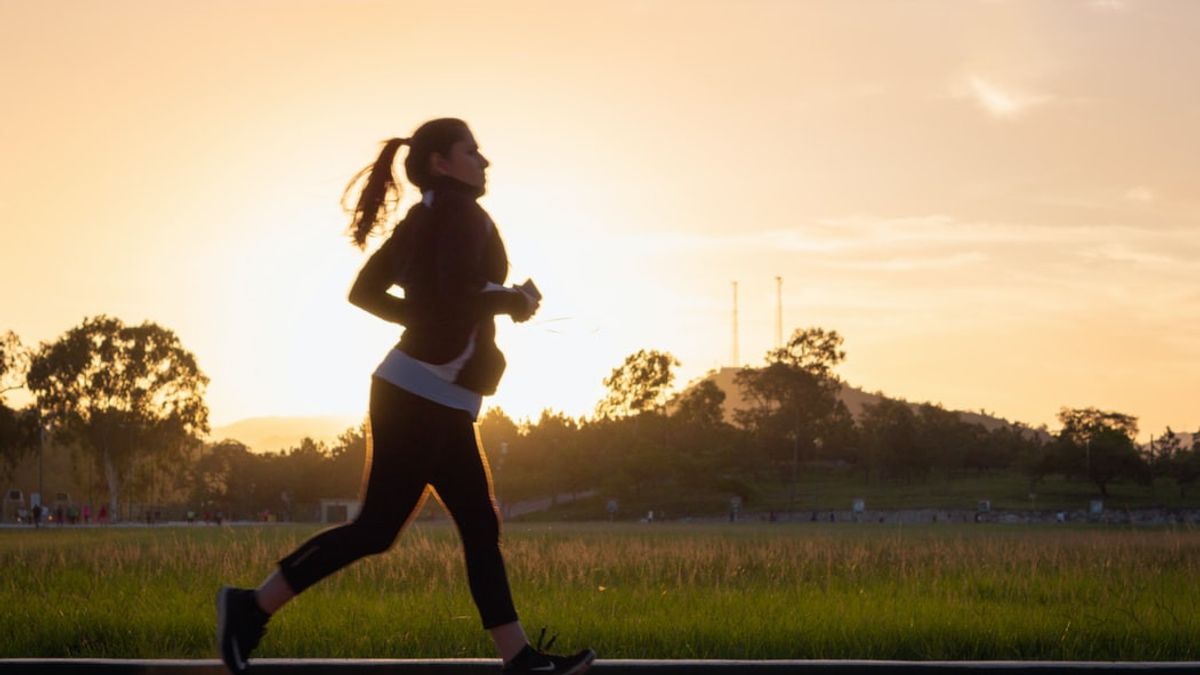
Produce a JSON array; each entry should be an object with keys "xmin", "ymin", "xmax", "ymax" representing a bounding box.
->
[
  {"xmin": 1161, "ymin": 429, "xmax": 1200, "ymax": 498},
  {"xmin": 857, "ymin": 398, "xmax": 919, "ymax": 482},
  {"xmin": 0, "ymin": 331, "xmax": 39, "ymax": 483},
  {"xmin": 0, "ymin": 331, "xmax": 30, "ymax": 401},
  {"xmin": 973, "ymin": 422, "xmax": 1036, "ymax": 474},
  {"xmin": 190, "ymin": 439, "xmax": 253, "ymax": 516},
  {"xmin": 669, "ymin": 378, "xmax": 726, "ymax": 430},
  {"xmin": 914, "ymin": 403, "xmax": 990, "ymax": 475},
  {"xmin": 528, "ymin": 409, "xmax": 590, "ymax": 498},
  {"xmin": 26, "ymin": 316, "xmax": 210, "ymax": 520},
  {"xmin": 768, "ymin": 327, "xmax": 847, "ymax": 379},
  {"xmin": 735, "ymin": 328, "xmax": 852, "ymax": 481},
  {"xmin": 596, "ymin": 349, "xmax": 680, "ymax": 419},
  {"xmin": 327, "ymin": 423, "xmax": 368, "ymax": 499},
  {"xmin": 1149, "ymin": 427, "xmax": 1183, "ymax": 480},
  {"xmin": 737, "ymin": 364, "xmax": 844, "ymax": 452},
  {"xmin": 477, "ymin": 407, "xmax": 519, "ymax": 467},
  {"xmin": 0, "ymin": 403, "xmax": 40, "ymax": 485},
  {"xmin": 1051, "ymin": 407, "xmax": 1148, "ymax": 497},
  {"xmin": 283, "ymin": 437, "xmax": 333, "ymax": 513},
  {"xmin": 667, "ymin": 378, "xmax": 745, "ymax": 493}
]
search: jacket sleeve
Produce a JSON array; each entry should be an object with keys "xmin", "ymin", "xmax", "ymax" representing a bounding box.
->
[
  {"xmin": 435, "ymin": 197, "xmax": 527, "ymax": 319},
  {"xmin": 348, "ymin": 235, "xmax": 411, "ymax": 324}
]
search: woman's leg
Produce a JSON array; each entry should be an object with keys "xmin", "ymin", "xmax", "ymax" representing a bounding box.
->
[
  {"xmin": 220, "ymin": 379, "xmax": 442, "ymax": 674},
  {"xmin": 266, "ymin": 379, "xmax": 438, "ymax": 608},
  {"xmin": 428, "ymin": 414, "xmax": 525, "ymax": 660},
  {"xmin": 254, "ymin": 570, "xmax": 294, "ymax": 615},
  {"xmin": 489, "ymin": 621, "xmax": 530, "ymax": 663}
]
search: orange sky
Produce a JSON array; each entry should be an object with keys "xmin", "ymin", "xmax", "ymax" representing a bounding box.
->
[{"xmin": 2, "ymin": 0, "xmax": 1197, "ymax": 440}]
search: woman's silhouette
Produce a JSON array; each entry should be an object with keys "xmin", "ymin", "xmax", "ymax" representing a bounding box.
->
[{"xmin": 217, "ymin": 118, "xmax": 594, "ymax": 675}]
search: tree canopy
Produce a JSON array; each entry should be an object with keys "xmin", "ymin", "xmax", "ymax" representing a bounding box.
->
[
  {"xmin": 26, "ymin": 316, "xmax": 210, "ymax": 519},
  {"xmin": 596, "ymin": 349, "xmax": 680, "ymax": 419},
  {"xmin": 0, "ymin": 331, "xmax": 38, "ymax": 483},
  {"xmin": 1051, "ymin": 407, "xmax": 1147, "ymax": 497}
]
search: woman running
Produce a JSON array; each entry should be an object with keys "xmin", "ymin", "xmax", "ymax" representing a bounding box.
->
[{"xmin": 217, "ymin": 118, "xmax": 595, "ymax": 675}]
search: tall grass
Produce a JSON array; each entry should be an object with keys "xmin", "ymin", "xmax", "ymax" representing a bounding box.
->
[{"xmin": 2, "ymin": 522, "xmax": 1197, "ymax": 659}]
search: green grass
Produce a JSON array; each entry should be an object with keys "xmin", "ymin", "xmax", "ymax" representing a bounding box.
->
[{"xmin": 2, "ymin": 522, "xmax": 1199, "ymax": 660}]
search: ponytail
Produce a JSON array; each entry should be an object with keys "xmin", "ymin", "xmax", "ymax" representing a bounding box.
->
[
  {"xmin": 342, "ymin": 119, "xmax": 471, "ymax": 250},
  {"xmin": 343, "ymin": 137, "xmax": 408, "ymax": 249}
]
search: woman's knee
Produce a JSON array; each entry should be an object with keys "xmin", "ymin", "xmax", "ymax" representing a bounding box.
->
[
  {"xmin": 347, "ymin": 515, "xmax": 402, "ymax": 555},
  {"xmin": 458, "ymin": 506, "xmax": 501, "ymax": 549}
]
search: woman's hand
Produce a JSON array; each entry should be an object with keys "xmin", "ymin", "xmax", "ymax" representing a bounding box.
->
[{"xmin": 511, "ymin": 288, "xmax": 540, "ymax": 323}]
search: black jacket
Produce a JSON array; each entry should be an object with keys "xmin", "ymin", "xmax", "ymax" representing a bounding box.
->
[{"xmin": 349, "ymin": 175, "xmax": 526, "ymax": 395}]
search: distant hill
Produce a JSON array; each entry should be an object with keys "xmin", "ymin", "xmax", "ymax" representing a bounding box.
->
[
  {"xmin": 209, "ymin": 415, "xmax": 363, "ymax": 454},
  {"xmin": 701, "ymin": 367, "xmax": 1019, "ymax": 432}
]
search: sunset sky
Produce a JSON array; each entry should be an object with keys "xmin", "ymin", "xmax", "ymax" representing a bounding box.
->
[{"xmin": 2, "ymin": 0, "xmax": 1197, "ymax": 441}]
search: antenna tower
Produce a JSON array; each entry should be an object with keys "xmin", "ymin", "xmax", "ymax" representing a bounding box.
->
[
  {"xmin": 731, "ymin": 281, "xmax": 739, "ymax": 367},
  {"xmin": 775, "ymin": 276, "xmax": 783, "ymax": 350}
]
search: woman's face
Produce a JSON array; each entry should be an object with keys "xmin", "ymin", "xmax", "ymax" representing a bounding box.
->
[{"xmin": 431, "ymin": 130, "xmax": 490, "ymax": 190}]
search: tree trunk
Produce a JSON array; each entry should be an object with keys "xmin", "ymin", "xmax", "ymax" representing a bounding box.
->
[{"xmin": 103, "ymin": 448, "xmax": 121, "ymax": 522}]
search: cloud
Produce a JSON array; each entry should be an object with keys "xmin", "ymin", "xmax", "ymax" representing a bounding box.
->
[
  {"xmin": 823, "ymin": 252, "xmax": 989, "ymax": 272},
  {"xmin": 1124, "ymin": 186, "xmax": 1156, "ymax": 202},
  {"xmin": 1079, "ymin": 244, "xmax": 1173, "ymax": 265},
  {"xmin": 954, "ymin": 75, "xmax": 1050, "ymax": 119},
  {"xmin": 627, "ymin": 215, "xmax": 1195, "ymax": 258}
]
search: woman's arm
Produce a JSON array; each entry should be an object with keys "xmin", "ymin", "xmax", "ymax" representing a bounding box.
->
[
  {"xmin": 435, "ymin": 197, "xmax": 534, "ymax": 321},
  {"xmin": 348, "ymin": 237, "xmax": 410, "ymax": 324}
]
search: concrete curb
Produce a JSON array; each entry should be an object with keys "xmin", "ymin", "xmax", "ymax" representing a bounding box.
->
[{"xmin": 2, "ymin": 660, "xmax": 1199, "ymax": 674}]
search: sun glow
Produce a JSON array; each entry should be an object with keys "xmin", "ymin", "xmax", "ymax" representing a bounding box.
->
[{"xmin": 3, "ymin": 1, "xmax": 1199, "ymax": 440}]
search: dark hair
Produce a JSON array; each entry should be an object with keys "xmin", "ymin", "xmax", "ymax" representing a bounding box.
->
[{"xmin": 343, "ymin": 118, "xmax": 471, "ymax": 249}]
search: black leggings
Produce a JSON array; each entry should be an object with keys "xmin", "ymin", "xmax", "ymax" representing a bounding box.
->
[{"xmin": 277, "ymin": 377, "xmax": 518, "ymax": 629}]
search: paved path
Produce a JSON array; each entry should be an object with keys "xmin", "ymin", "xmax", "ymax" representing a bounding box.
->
[{"xmin": 2, "ymin": 660, "xmax": 1199, "ymax": 674}]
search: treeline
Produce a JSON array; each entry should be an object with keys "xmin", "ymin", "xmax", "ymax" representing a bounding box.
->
[
  {"xmin": 3, "ymin": 318, "xmax": 1199, "ymax": 522},
  {"xmin": 480, "ymin": 333, "xmax": 1200, "ymax": 513}
]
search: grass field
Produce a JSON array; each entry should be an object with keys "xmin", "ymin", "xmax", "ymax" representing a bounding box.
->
[{"xmin": 3, "ymin": 522, "xmax": 1198, "ymax": 660}]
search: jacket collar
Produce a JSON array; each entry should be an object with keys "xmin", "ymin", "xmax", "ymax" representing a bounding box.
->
[{"xmin": 423, "ymin": 174, "xmax": 485, "ymax": 205}]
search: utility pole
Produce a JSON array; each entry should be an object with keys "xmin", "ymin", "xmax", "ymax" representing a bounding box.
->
[
  {"xmin": 775, "ymin": 276, "xmax": 783, "ymax": 350},
  {"xmin": 731, "ymin": 281, "xmax": 739, "ymax": 367},
  {"xmin": 37, "ymin": 423, "xmax": 45, "ymax": 510}
]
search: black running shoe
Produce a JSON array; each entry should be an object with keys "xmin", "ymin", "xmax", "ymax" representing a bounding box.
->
[
  {"xmin": 216, "ymin": 586, "xmax": 269, "ymax": 674},
  {"xmin": 502, "ymin": 628, "xmax": 595, "ymax": 675}
]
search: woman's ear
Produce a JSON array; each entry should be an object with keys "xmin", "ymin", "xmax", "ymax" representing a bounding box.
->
[{"xmin": 429, "ymin": 151, "xmax": 448, "ymax": 177}]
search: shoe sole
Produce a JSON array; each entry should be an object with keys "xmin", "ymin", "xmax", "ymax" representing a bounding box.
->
[
  {"xmin": 503, "ymin": 648, "xmax": 595, "ymax": 675},
  {"xmin": 566, "ymin": 649, "xmax": 597, "ymax": 675},
  {"xmin": 216, "ymin": 586, "xmax": 247, "ymax": 674}
]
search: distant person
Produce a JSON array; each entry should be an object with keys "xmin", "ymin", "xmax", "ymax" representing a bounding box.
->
[
  {"xmin": 216, "ymin": 119, "xmax": 594, "ymax": 675},
  {"xmin": 98, "ymin": 504, "xmax": 108, "ymax": 524},
  {"xmin": 82, "ymin": 504, "xmax": 91, "ymax": 524},
  {"xmin": 31, "ymin": 504, "xmax": 41, "ymax": 528}
]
